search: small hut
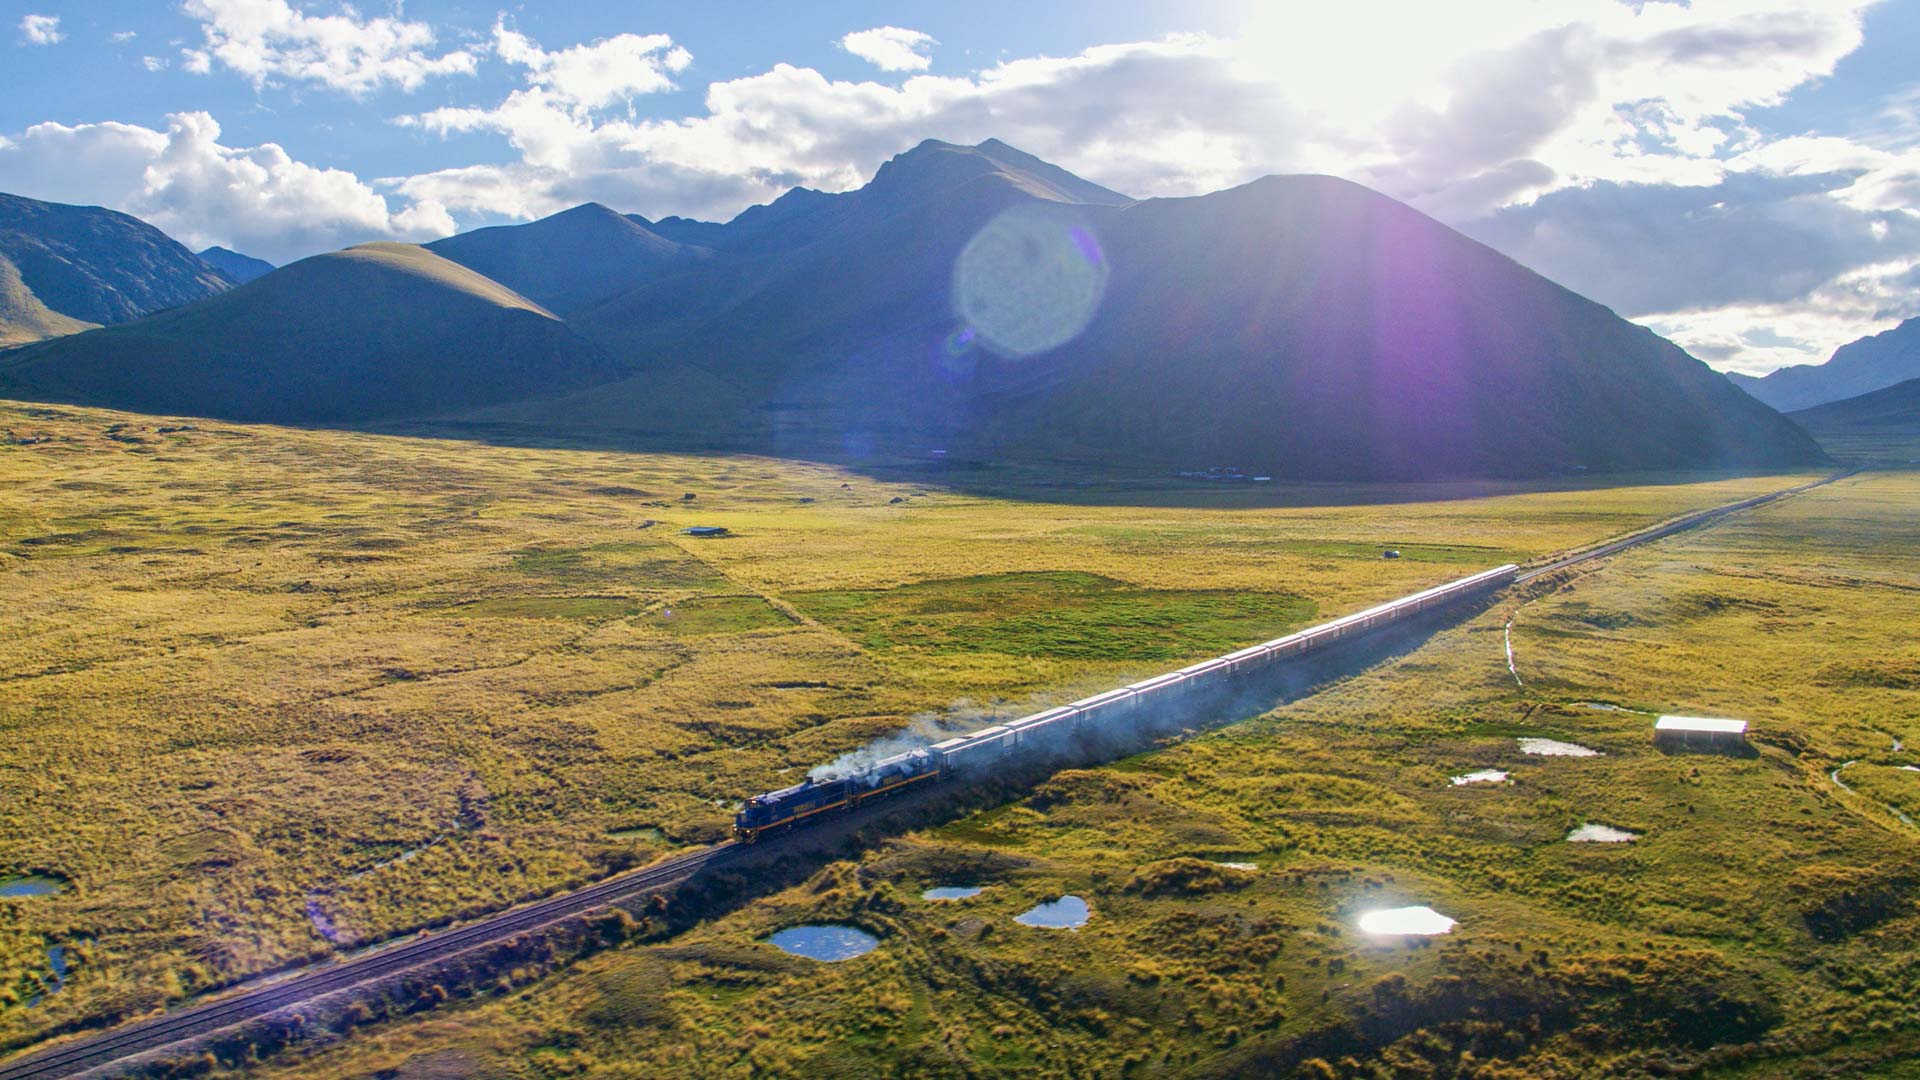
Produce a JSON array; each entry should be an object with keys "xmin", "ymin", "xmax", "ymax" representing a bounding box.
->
[{"xmin": 1655, "ymin": 715, "xmax": 1748, "ymax": 751}]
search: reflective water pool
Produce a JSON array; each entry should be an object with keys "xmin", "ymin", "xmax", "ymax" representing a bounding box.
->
[
  {"xmin": 0, "ymin": 875, "xmax": 66, "ymax": 898},
  {"xmin": 1358, "ymin": 906, "xmax": 1456, "ymax": 936},
  {"xmin": 1015, "ymin": 895, "xmax": 1089, "ymax": 929},
  {"xmin": 767, "ymin": 925, "xmax": 879, "ymax": 961},
  {"xmin": 922, "ymin": 886, "xmax": 983, "ymax": 900}
]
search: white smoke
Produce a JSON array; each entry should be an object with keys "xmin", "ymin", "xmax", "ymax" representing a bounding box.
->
[{"xmin": 808, "ymin": 699, "xmax": 1013, "ymax": 782}]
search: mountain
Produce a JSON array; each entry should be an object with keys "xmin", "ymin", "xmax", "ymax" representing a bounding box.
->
[
  {"xmin": 502, "ymin": 139, "xmax": 1824, "ymax": 479},
  {"xmin": 426, "ymin": 202, "xmax": 704, "ymax": 315},
  {"xmin": 0, "ymin": 253, "xmax": 96, "ymax": 347},
  {"xmin": 0, "ymin": 243, "xmax": 625, "ymax": 423},
  {"xmin": 631, "ymin": 139, "xmax": 1130, "ymax": 256},
  {"xmin": 198, "ymin": 246, "xmax": 274, "ymax": 284},
  {"xmin": 0, "ymin": 192, "xmax": 234, "ymax": 329},
  {"xmin": 0, "ymin": 140, "xmax": 1827, "ymax": 479},
  {"xmin": 1730, "ymin": 318, "xmax": 1920, "ymax": 411},
  {"xmin": 1788, "ymin": 377, "xmax": 1920, "ymax": 460}
]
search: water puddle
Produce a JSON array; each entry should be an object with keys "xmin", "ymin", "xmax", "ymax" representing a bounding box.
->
[
  {"xmin": 1574, "ymin": 702, "xmax": 1646, "ymax": 714},
  {"xmin": 1015, "ymin": 895, "xmax": 1089, "ymax": 929},
  {"xmin": 0, "ymin": 874, "xmax": 67, "ymax": 898},
  {"xmin": 1212, "ymin": 862, "xmax": 1258, "ymax": 871},
  {"xmin": 1567, "ymin": 824, "xmax": 1639, "ymax": 843},
  {"xmin": 767, "ymin": 925, "xmax": 879, "ymax": 961},
  {"xmin": 1518, "ymin": 738, "xmax": 1601, "ymax": 757},
  {"xmin": 922, "ymin": 886, "xmax": 983, "ymax": 901},
  {"xmin": 25, "ymin": 944, "xmax": 68, "ymax": 1008},
  {"xmin": 1450, "ymin": 770, "xmax": 1510, "ymax": 786},
  {"xmin": 1359, "ymin": 906, "xmax": 1456, "ymax": 936}
]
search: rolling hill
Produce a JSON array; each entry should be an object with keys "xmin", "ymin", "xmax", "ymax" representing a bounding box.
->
[
  {"xmin": 426, "ymin": 202, "xmax": 704, "ymax": 315},
  {"xmin": 198, "ymin": 246, "xmax": 275, "ymax": 284},
  {"xmin": 1730, "ymin": 317, "xmax": 1920, "ymax": 411},
  {"xmin": 0, "ymin": 192, "xmax": 233, "ymax": 335},
  {"xmin": 502, "ymin": 139, "xmax": 1826, "ymax": 479},
  {"xmin": 0, "ymin": 243, "xmax": 626, "ymax": 422},
  {"xmin": 1789, "ymin": 376, "xmax": 1920, "ymax": 460}
]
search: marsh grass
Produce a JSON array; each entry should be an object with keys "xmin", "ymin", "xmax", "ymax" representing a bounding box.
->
[
  {"xmin": 242, "ymin": 470, "xmax": 1920, "ymax": 1079},
  {"xmin": 0, "ymin": 399, "xmax": 1859, "ymax": 1072}
]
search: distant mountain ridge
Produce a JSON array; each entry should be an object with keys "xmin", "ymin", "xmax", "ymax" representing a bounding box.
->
[
  {"xmin": 198, "ymin": 246, "xmax": 274, "ymax": 285},
  {"xmin": 1730, "ymin": 317, "xmax": 1920, "ymax": 411},
  {"xmin": 0, "ymin": 193, "xmax": 233, "ymax": 337},
  {"xmin": 0, "ymin": 139, "xmax": 1828, "ymax": 480}
]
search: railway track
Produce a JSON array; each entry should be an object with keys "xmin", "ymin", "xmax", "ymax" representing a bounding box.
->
[
  {"xmin": 0, "ymin": 845, "xmax": 736, "ymax": 1080},
  {"xmin": 0, "ymin": 466, "xmax": 1858, "ymax": 1079},
  {"xmin": 1515, "ymin": 468, "xmax": 1856, "ymax": 584}
]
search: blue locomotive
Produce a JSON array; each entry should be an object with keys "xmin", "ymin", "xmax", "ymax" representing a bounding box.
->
[{"xmin": 733, "ymin": 748, "xmax": 943, "ymax": 842}]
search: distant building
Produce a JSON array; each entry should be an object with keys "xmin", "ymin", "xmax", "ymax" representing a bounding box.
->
[
  {"xmin": 1655, "ymin": 715, "xmax": 1748, "ymax": 750},
  {"xmin": 683, "ymin": 526, "xmax": 730, "ymax": 538}
]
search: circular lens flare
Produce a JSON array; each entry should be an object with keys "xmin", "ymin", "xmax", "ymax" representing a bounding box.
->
[{"xmin": 952, "ymin": 205, "xmax": 1109, "ymax": 359}]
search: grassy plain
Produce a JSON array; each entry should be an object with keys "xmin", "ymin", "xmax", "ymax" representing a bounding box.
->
[
  {"xmin": 240, "ymin": 469, "xmax": 1920, "ymax": 1079},
  {"xmin": 0, "ymin": 398, "xmax": 1858, "ymax": 1073}
]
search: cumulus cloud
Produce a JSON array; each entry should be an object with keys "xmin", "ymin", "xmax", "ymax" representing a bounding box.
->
[
  {"xmin": 110, "ymin": 30, "xmax": 137, "ymax": 44},
  {"xmin": 180, "ymin": 0, "xmax": 477, "ymax": 94},
  {"xmin": 840, "ymin": 26, "xmax": 937, "ymax": 72},
  {"xmin": 0, "ymin": 112, "xmax": 451, "ymax": 263},
  {"xmin": 18, "ymin": 14, "xmax": 63, "ymax": 46}
]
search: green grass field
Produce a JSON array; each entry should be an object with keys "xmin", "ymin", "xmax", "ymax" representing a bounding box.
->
[{"xmin": 3, "ymin": 399, "xmax": 1903, "ymax": 1077}]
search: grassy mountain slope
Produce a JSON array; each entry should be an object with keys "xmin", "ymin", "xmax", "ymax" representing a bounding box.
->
[
  {"xmin": 1731, "ymin": 316, "xmax": 1920, "ymax": 411},
  {"xmin": 0, "ymin": 192, "xmax": 232, "ymax": 325},
  {"xmin": 516, "ymin": 142, "xmax": 1825, "ymax": 479},
  {"xmin": 198, "ymin": 245, "xmax": 275, "ymax": 284},
  {"xmin": 0, "ymin": 252, "xmax": 96, "ymax": 346},
  {"xmin": 1789, "ymin": 376, "xmax": 1920, "ymax": 460},
  {"xmin": 427, "ymin": 203, "xmax": 703, "ymax": 315},
  {"xmin": 0, "ymin": 243, "xmax": 626, "ymax": 422}
]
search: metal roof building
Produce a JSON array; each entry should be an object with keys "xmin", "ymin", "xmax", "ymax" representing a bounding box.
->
[{"xmin": 1655, "ymin": 715, "xmax": 1748, "ymax": 749}]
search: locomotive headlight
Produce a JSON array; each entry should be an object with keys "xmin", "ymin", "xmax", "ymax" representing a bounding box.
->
[{"xmin": 952, "ymin": 204, "xmax": 1109, "ymax": 359}]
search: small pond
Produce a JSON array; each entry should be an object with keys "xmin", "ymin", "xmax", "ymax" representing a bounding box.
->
[
  {"xmin": 1517, "ymin": 738, "xmax": 1601, "ymax": 757},
  {"xmin": 923, "ymin": 886, "xmax": 983, "ymax": 901},
  {"xmin": 1015, "ymin": 895, "xmax": 1089, "ymax": 929},
  {"xmin": 1358, "ymin": 905, "xmax": 1456, "ymax": 936},
  {"xmin": 767, "ymin": 924, "xmax": 879, "ymax": 961},
  {"xmin": 0, "ymin": 875, "xmax": 67, "ymax": 899},
  {"xmin": 1212, "ymin": 862, "xmax": 1258, "ymax": 871},
  {"xmin": 1567, "ymin": 824, "xmax": 1639, "ymax": 843},
  {"xmin": 1450, "ymin": 769, "xmax": 1509, "ymax": 786}
]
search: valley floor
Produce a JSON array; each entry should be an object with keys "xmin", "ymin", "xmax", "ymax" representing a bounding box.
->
[{"xmin": 0, "ymin": 401, "xmax": 1910, "ymax": 1077}]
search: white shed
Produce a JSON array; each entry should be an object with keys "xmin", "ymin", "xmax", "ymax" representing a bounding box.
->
[{"xmin": 1655, "ymin": 715, "xmax": 1748, "ymax": 750}]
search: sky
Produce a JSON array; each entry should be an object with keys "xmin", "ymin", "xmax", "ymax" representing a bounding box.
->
[{"xmin": 2, "ymin": 1, "xmax": 1916, "ymax": 376}]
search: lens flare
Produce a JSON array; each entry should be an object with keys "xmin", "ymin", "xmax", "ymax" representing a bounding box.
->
[{"xmin": 952, "ymin": 205, "xmax": 1109, "ymax": 359}]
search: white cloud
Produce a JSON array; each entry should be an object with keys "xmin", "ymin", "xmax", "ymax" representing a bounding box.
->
[
  {"xmin": 110, "ymin": 30, "xmax": 137, "ymax": 44},
  {"xmin": 490, "ymin": 20, "xmax": 691, "ymax": 114},
  {"xmin": 18, "ymin": 14, "xmax": 64, "ymax": 46},
  {"xmin": 180, "ymin": 0, "xmax": 477, "ymax": 95},
  {"xmin": 840, "ymin": 26, "xmax": 937, "ymax": 72},
  {"xmin": 0, "ymin": 111, "xmax": 451, "ymax": 263},
  {"xmin": 143, "ymin": 55, "xmax": 167, "ymax": 72}
]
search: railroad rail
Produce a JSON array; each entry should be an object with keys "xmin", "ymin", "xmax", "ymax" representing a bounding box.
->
[
  {"xmin": 0, "ymin": 466, "xmax": 1858, "ymax": 1078},
  {"xmin": 0, "ymin": 846, "xmax": 736, "ymax": 1080}
]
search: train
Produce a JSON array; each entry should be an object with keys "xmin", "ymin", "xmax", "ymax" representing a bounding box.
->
[{"xmin": 732, "ymin": 563, "xmax": 1520, "ymax": 843}]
